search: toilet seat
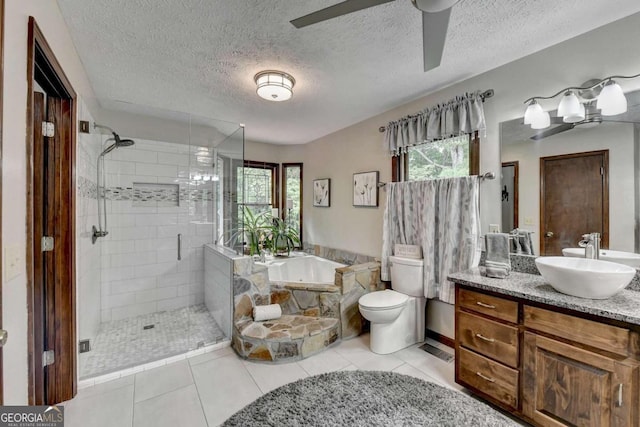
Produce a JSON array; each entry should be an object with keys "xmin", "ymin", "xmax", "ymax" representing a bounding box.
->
[{"xmin": 358, "ymin": 289, "xmax": 408, "ymax": 311}]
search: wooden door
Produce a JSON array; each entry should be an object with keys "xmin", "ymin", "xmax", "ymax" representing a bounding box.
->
[
  {"xmin": 27, "ymin": 18, "xmax": 77, "ymax": 404},
  {"xmin": 540, "ymin": 150, "xmax": 609, "ymax": 256},
  {"xmin": 523, "ymin": 332, "xmax": 638, "ymax": 426}
]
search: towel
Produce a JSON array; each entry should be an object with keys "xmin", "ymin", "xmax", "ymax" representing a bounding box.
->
[
  {"xmin": 510, "ymin": 228, "xmax": 535, "ymax": 255},
  {"xmin": 485, "ymin": 233, "xmax": 511, "ymax": 279},
  {"xmin": 253, "ymin": 304, "xmax": 282, "ymax": 322}
]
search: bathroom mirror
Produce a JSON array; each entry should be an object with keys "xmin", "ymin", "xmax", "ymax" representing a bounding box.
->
[{"xmin": 499, "ymin": 90, "xmax": 640, "ymax": 257}]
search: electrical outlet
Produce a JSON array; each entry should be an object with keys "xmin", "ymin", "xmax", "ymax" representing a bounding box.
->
[
  {"xmin": 524, "ymin": 217, "xmax": 535, "ymax": 226},
  {"xmin": 489, "ymin": 224, "xmax": 501, "ymax": 233},
  {"xmin": 4, "ymin": 245, "xmax": 23, "ymax": 281}
]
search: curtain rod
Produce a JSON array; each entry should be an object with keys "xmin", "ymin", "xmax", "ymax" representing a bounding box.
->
[
  {"xmin": 378, "ymin": 89, "xmax": 495, "ymax": 133},
  {"xmin": 377, "ymin": 171, "xmax": 495, "ymax": 187}
]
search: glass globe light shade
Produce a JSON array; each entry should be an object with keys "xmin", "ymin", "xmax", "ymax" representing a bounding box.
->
[
  {"xmin": 557, "ymin": 91, "xmax": 582, "ymax": 117},
  {"xmin": 531, "ymin": 110, "xmax": 551, "ymax": 129},
  {"xmin": 524, "ymin": 101, "xmax": 543, "ymax": 125},
  {"xmin": 597, "ymin": 81, "xmax": 627, "ymax": 116}
]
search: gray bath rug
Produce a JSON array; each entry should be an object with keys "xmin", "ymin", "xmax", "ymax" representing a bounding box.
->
[
  {"xmin": 223, "ymin": 370, "xmax": 519, "ymax": 426},
  {"xmin": 419, "ymin": 342, "xmax": 454, "ymax": 363}
]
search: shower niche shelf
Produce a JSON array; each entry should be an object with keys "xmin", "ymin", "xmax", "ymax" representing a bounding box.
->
[{"xmin": 132, "ymin": 182, "xmax": 180, "ymax": 207}]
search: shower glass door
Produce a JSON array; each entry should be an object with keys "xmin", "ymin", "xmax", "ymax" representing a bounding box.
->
[{"xmin": 185, "ymin": 115, "xmax": 244, "ymax": 348}]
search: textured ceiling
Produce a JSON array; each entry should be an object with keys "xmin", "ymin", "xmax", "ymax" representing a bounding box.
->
[{"xmin": 56, "ymin": 0, "xmax": 640, "ymax": 144}]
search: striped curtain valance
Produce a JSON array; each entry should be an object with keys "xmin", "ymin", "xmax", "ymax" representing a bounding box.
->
[{"xmin": 384, "ymin": 91, "xmax": 487, "ymax": 157}]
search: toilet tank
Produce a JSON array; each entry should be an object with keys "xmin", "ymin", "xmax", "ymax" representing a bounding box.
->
[{"xmin": 389, "ymin": 255, "xmax": 424, "ymax": 297}]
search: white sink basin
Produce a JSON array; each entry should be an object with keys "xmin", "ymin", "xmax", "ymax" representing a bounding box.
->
[
  {"xmin": 535, "ymin": 256, "xmax": 636, "ymax": 299},
  {"xmin": 562, "ymin": 248, "xmax": 640, "ymax": 268}
]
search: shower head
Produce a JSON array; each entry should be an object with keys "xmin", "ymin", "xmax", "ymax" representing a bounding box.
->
[
  {"xmin": 116, "ymin": 138, "xmax": 135, "ymax": 147},
  {"xmin": 99, "ymin": 132, "xmax": 135, "ymax": 156}
]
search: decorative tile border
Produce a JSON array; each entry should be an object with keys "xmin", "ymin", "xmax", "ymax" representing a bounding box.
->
[{"xmin": 104, "ymin": 186, "xmax": 213, "ymax": 203}]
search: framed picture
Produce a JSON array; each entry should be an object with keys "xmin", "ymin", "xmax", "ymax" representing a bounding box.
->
[
  {"xmin": 353, "ymin": 171, "xmax": 379, "ymax": 207},
  {"xmin": 313, "ymin": 178, "xmax": 330, "ymax": 207}
]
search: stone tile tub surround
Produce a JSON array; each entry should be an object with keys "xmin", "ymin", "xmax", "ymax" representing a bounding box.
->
[
  {"xmin": 448, "ymin": 268, "xmax": 640, "ymax": 326},
  {"xmin": 231, "ymin": 254, "xmax": 384, "ymax": 363},
  {"xmin": 480, "ymin": 251, "xmax": 640, "ymax": 291}
]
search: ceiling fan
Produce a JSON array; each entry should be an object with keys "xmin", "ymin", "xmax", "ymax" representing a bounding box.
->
[
  {"xmin": 531, "ymin": 101, "xmax": 640, "ymax": 141},
  {"xmin": 290, "ymin": 0, "xmax": 461, "ymax": 72}
]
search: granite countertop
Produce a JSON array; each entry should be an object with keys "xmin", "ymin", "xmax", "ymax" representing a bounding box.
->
[{"xmin": 448, "ymin": 267, "xmax": 640, "ymax": 327}]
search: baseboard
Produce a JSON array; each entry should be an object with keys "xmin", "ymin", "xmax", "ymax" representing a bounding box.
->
[{"xmin": 426, "ymin": 329, "xmax": 454, "ymax": 349}]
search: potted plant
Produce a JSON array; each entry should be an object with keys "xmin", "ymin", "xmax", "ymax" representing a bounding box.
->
[
  {"xmin": 219, "ymin": 206, "xmax": 271, "ymax": 256},
  {"xmin": 266, "ymin": 217, "xmax": 300, "ymax": 257}
]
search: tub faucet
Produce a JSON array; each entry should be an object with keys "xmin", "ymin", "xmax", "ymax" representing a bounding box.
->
[{"xmin": 578, "ymin": 232, "xmax": 601, "ymax": 259}]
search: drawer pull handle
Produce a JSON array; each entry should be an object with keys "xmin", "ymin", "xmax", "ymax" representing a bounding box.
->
[
  {"xmin": 617, "ymin": 384, "xmax": 623, "ymax": 407},
  {"xmin": 475, "ymin": 333, "xmax": 495, "ymax": 343},
  {"xmin": 476, "ymin": 372, "xmax": 496, "ymax": 383},
  {"xmin": 476, "ymin": 301, "xmax": 496, "ymax": 309}
]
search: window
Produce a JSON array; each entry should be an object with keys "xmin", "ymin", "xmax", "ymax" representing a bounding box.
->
[
  {"xmin": 237, "ymin": 161, "xmax": 279, "ymax": 216},
  {"xmin": 282, "ymin": 163, "xmax": 303, "ymax": 246},
  {"xmin": 394, "ymin": 131, "xmax": 479, "ymax": 182}
]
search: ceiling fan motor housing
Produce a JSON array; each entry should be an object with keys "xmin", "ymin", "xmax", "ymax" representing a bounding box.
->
[{"xmin": 411, "ymin": 0, "xmax": 460, "ymax": 13}]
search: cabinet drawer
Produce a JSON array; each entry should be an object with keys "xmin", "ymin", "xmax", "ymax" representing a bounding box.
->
[
  {"xmin": 524, "ymin": 305, "xmax": 630, "ymax": 356},
  {"xmin": 458, "ymin": 347, "xmax": 519, "ymax": 409},
  {"xmin": 458, "ymin": 288, "xmax": 518, "ymax": 323},
  {"xmin": 457, "ymin": 311, "xmax": 518, "ymax": 368}
]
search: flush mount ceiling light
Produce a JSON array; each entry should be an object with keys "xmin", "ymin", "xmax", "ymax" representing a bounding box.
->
[
  {"xmin": 254, "ymin": 70, "xmax": 295, "ymax": 102},
  {"xmin": 522, "ymin": 72, "xmax": 640, "ymax": 130}
]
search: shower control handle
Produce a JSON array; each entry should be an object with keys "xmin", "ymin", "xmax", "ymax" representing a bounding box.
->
[{"xmin": 177, "ymin": 234, "xmax": 182, "ymax": 261}]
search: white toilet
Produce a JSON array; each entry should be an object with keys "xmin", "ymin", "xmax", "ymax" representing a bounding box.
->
[{"xmin": 358, "ymin": 255, "xmax": 425, "ymax": 354}]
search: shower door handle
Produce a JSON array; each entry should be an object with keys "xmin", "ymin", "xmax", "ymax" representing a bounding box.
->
[{"xmin": 177, "ymin": 234, "xmax": 182, "ymax": 261}]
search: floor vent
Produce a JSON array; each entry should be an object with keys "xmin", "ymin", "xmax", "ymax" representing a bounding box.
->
[
  {"xmin": 143, "ymin": 324, "xmax": 155, "ymax": 330},
  {"xmin": 419, "ymin": 342, "xmax": 454, "ymax": 363}
]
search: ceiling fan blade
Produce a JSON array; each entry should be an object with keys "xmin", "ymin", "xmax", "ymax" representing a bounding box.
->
[
  {"xmin": 422, "ymin": 8, "xmax": 451, "ymax": 71},
  {"xmin": 530, "ymin": 124, "xmax": 574, "ymax": 141},
  {"xmin": 290, "ymin": 0, "xmax": 395, "ymax": 28}
]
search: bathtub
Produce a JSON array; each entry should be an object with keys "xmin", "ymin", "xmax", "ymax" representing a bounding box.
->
[{"xmin": 262, "ymin": 255, "xmax": 345, "ymax": 284}]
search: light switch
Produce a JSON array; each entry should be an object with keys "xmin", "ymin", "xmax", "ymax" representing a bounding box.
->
[
  {"xmin": 524, "ymin": 217, "xmax": 534, "ymax": 226},
  {"xmin": 4, "ymin": 246, "xmax": 24, "ymax": 281},
  {"xmin": 489, "ymin": 224, "xmax": 500, "ymax": 233}
]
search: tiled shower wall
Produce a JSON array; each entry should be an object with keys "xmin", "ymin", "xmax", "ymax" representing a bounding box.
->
[
  {"xmin": 99, "ymin": 138, "xmax": 215, "ymax": 322},
  {"xmin": 76, "ymin": 99, "xmax": 103, "ymax": 347}
]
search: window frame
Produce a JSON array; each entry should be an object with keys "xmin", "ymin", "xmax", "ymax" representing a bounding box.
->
[
  {"xmin": 282, "ymin": 162, "xmax": 303, "ymax": 247},
  {"xmin": 392, "ymin": 131, "xmax": 480, "ymax": 182}
]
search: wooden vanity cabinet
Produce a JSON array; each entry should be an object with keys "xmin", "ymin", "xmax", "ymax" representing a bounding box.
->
[{"xmin": 455, "ymin": 285, "xmax": 640, "ymax": 427}]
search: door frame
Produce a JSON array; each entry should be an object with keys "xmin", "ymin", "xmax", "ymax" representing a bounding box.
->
[
  {"xmin": 501, "ymin": 161, "xmax": 519, "ymax": 230},
  {"xmin": 26, "ymin": 17, "xmax": 77, "ymax": 404},
  {"xmin": 539, "ymin": 150, "xmax": 609, "ymax": 255},
  {"xmin": 0, "ymin": 0, "xmax": 5, "ymax": 405}
]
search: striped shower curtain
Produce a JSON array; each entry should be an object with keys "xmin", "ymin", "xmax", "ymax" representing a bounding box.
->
[{"xmin": 381, "ymin": 176, "xmax": 481, "ymax": 304}]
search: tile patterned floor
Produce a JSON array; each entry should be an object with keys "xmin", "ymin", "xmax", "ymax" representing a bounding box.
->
[
  {"xmin": 64, "ymin": 335, "xmax": 508, "ymax": 427},
  {"xmin": 80, "ymin": 304, "xmax": 224, "ymax": 379}
]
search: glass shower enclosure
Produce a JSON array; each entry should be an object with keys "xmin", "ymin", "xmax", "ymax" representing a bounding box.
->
[{"xmin": 77, "ymin": 105, "xmax": 243, "ymax": 379}]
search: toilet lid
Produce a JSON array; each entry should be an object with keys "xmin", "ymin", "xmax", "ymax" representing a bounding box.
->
[{"xmin": 359, "ymin": 290, "xmax": 408, "ymax": 310}]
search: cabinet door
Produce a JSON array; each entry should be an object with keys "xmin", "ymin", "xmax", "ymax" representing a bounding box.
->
[{"xmin": 523, "ymin": 332, "xmax": 638, "ymax": 427}]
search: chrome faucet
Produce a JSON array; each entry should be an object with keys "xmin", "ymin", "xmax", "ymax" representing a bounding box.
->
[{"xmin": 578, "ymin": 232, "xmax": 601, "ymax": 259}]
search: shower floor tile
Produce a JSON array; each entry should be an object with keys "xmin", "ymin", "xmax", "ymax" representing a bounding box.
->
[{"xmin": 80, "ymin": 304, "xmax": 224, "ymax": 379}]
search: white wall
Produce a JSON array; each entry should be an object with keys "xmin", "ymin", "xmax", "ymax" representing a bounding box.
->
[
  {"xmin": 250, "ymin": 13, "xmax": 640, "ymax": 338},
  {"xmin": 2, "ymin": 0, "xmax": 99, "ymax": 404},
  {"xmin": 502, "ymin": 123, "xmax": 636, "ymax": 254}
]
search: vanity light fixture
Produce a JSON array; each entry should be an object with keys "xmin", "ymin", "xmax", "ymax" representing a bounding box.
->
[
  {"xmin": 254, "ymin": 70, "xmax": 296, "ymax": 102},
  {"xmin": 522, "ymin": 72, "xmax": 640, "ymax": 129}
]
